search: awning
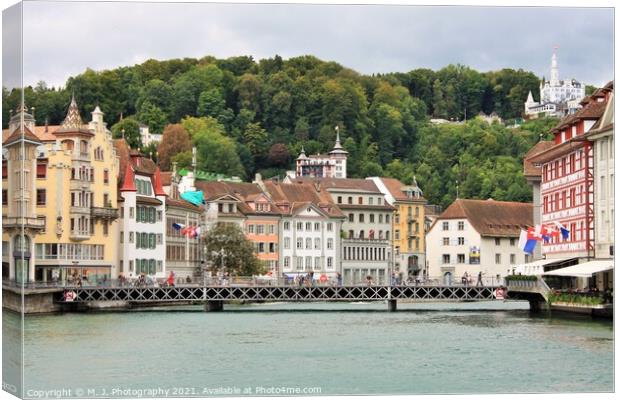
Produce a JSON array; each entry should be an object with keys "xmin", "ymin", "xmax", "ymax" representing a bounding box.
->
[
  {"xmin": 542, "ymin": 260, "xmax": 614, "ymax": 278},
  {"xmin": 513, "ymin": 257, "xmax": 575, "ymax": 275}
]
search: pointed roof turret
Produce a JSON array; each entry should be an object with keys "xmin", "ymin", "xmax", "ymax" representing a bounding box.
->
[
  {"xmin": 328, "ymin": 126, "xmax": 348, "ymax": 155},
  {"xmin": 153, "ymin": 167, "xmax": 167, "ymax": 197},
  {"xmin": 526, "ymin": 90, "xmax": 535, "ymax": 104},
  {"xmin": 297, "ymin": 145, "xmax": 308, "ymax": 160},
  {"xmin": 61, "ymin": 94, "xmax": 84, "ymax": 130},
  {"xmin": 120, "ymin": 162, "xmax": 137, "ymax": 192}
]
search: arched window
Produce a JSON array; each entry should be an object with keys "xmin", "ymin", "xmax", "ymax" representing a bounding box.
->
[{"xmin": 14, "ymin": 234, "xmax": 30, "ymax": 252}]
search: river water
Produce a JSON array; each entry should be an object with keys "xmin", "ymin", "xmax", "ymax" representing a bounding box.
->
[{"xmin": 3, "ymin": 301, "xmax": 614, "ymax": 397}]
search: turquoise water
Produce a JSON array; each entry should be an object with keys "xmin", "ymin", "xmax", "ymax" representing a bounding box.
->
[{"xmin": 3, "ymin": 301, "xmax": 614, "ymax": 397}]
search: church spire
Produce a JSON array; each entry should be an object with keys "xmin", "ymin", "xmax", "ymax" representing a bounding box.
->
[{"xmin": 333, "ymin": 125, "xmax": 343, "ymax": 150}]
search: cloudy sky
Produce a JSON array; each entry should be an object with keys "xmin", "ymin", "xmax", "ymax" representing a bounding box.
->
[{"xmin": 5, "ymin": 1, "xmax": 615, "ymax": 88}]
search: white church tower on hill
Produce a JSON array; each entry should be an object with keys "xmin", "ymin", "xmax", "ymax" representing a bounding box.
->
[
  {"xmin": 524, "ymin": 48, "xmax": 586, "ymax": 118},
  {"xmin": 294, "ymin": 126, "xmax": 348, "ymax": 179}
]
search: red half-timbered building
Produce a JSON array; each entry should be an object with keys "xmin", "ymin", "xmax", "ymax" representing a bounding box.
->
[{"xmin": 527, "ymin": 85, "xmax": 612, "ymax": 260}]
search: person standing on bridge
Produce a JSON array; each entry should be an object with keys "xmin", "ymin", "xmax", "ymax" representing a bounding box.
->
[{"xmin": 476, "ymin": 271, "xmax": 483, "ymax": 286}]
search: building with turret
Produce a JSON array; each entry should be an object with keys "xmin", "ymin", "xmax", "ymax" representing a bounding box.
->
[
  {"xmin": 2, "ymin": 98, "xmax": 120, "ymax": 284},
  {"xmin": 294, "ymin": 127, "xmax": 348, "ymax": 179},
  {"xmin": 524, "ymin": 49, "xmax": 586, "ymax": 118}
]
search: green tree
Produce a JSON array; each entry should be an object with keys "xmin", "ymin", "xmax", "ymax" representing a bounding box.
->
[
  {"xmin": 111, "ymin": 116, "xmax": 142, "ymax": 148},
  {"xmin": 197, "ymin": 88, "xmax": 225, "ymax": 118},
  {"xmin": 157, "ymin": 124, "xmax": 192, "ymax": 171},
  {"xmin": 137, "ymin": 100, "xmax": 167, "ymax": 134},
  {"xmin": 204, "ymin": 223, "xmax": 264, "ymax": 276}
]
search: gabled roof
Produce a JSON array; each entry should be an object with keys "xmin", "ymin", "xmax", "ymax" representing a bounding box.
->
[
  {"xmin": 3, "ymin": 126, "xmax": 42, "ymax": 147},
  {"xmin": 287, "ymin": 177, "xmax": 381, "ymax": 193},
  {"xmin": 166, "ymin": 198, "xmax": 202, "ymax": 213},
  {"xmin": 195, "ymin": 181, "xmax": 282, "ymax": 216},
  {"xmin": 264, "ymin": 181, "xmax": 344, "ymax": 218},
  {"xmin": 434, "ymin": 199, "xmax": 533, "ymax": 237},
  {"xmin": 377, "ymin": 177, "xmax": 426, "ymax": 202}
]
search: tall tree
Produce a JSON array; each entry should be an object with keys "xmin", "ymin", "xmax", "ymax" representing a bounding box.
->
[
  {"xmin": 157, "ymin": 124, "xmax": 192, "ymax": 171},
  {"xmin": 204, "ymin": 223, "xmax": 264, "ymax": 276},
  {"xmin": 111, "ymin": 116, "xmax": 142, "ymax": 149}
]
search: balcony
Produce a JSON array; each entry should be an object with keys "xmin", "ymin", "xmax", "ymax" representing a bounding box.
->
[
  {"xmin": 91, "ymin": 206, "xmax": 119, "ymax": 220},
  {"xmin": 70, "ymin": 179, "xmax": 91, "ymax": 191},
  {"xmin": 3, "ymin": 216, "xmax": 45, "ymax": 230},
  {"xmin": 71, "ymin": 151, "xmax": 91, "ymax": 162},
  {"xmin": 69, "ymin": 230, "xmax": 90, "ymax": 241},
  {"xmin": 407, "ymin": 216, "xmax": 415, "ymax": 223},
  {"xmin": 70, "ymin": 206, "xmax": 91, "ymax": 215}
]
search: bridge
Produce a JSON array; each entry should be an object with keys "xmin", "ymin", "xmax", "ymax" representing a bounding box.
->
[{"xmin": 55, "ymin": 284, "xmax": 503, "ymax": 311}]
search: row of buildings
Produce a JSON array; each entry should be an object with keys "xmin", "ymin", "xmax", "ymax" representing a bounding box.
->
[
  {"xmin": 3, "ymin": 79, "xmax": 613, "ymax": 288},
  {"xmin": 1, "ymin": 102, "xmax": 427, "ymax": 285}
]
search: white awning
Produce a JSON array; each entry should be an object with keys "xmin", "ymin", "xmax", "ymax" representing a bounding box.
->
[
  {"xmin": 513, "ymin": 257, "xmax": 574, "ymax": 275},
  {"xmin": 542, "ymin": 260, "xmax": 614, "ymax": 278}
]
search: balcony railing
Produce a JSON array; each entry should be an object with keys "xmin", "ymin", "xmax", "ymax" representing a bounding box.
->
[
  {"xmin": 70, "ymin": 206, "xmax": 91, "ymax": 215},
  {"xmin": 91, "ymin": 206, "xmax": 119, "ymax": 220},
  {"xmin": 72, "ymin": 152, "xmax": 91, "ymax": 162},
  {"xmin": 69, "ymin": 230, "xmax": 90, "ymax": 241},
  {"xmin": 3, "ymin": 216, "xmax": 45, "ymax": 230}
]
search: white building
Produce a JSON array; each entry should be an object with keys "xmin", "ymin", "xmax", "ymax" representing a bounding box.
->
[
  {"xmin": 264, "ymin": 180, "xmax": 344, "ymax": 279},
  {"xmin": 289, "ymin": 178, "xmax": 394, "ymax": 284},
  {"xmin": 586, "ymin": 83, "xmax": 614, "ymax": 289},
  {"xmin": 524, "ymin": 50, "xmax": 586, "ymax": 118},
  {"xmin": 115, "ymin": 140, "xmax": 167, "ymax": 279},
  {"xmin": 139, "ymin": 125, "xmax": 162, "ymax": 147},
  {"xmin": 427, "ymin": 199, "xmax": 533, "ymax": 284},
  {"xmin": 294, "ymin": 129, "xmax": 348, "ymax": 179}
]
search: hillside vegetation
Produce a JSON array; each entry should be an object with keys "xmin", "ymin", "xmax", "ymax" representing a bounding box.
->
[{"xmin": 2, "ymin": 55, "xmax": 558, "ymax": 208}]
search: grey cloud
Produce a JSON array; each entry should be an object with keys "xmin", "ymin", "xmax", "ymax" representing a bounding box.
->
[{"xmin": 15, "ymin": 2, "xmax": 614, "ymax": 88}]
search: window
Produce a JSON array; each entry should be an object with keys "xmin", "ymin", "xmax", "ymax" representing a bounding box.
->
[
  {"xmin": 385, "ymin": 214, "xmax": 390, "ymax": 223},
  {"xmin": 495, "ymin": 238, "xmax": 501, "ymax": 246},
  {"xmin": 495, "ymin": 254, "xmax": 501, "ymax": 264},
  {"xmin": 442, "ymin": 221, "xmax": 449, "ymax": 231},
  {"xmin": 306, "ymin": 238, "xmax": 312, "ymax": 249},
  {"xmin": 314, "ymin": 257, "xmax": 320, "ymax": 269},
  {"xmin": 129, "ymin": 260, "xmax": 133, "ymax": 272},
  {"xmin": 129, "ymin": 232, "xmax": 134, "ymax": 243},
  {"xmin": 268, "ymin": 225, "xmax": 275, "ymax": 234},
  {"xmin": 36, "ymin": 163, "xmax": 47, "ymax": 178},
  {"xmin": 284, "ymin": 237, "xmax": 290, "ymax": 249},
  {"xmin": 442, "ymin": 254, "xmax": 450, "ymax": 264},
  {"xmin": 103, "ymin": 221, "xmax": 109, "ymax": 235},
  {"xmin": 296, "ymin": 238, "xmax": 303, "ymax": 249},
  {"xmin": 36, "ymin": 189, "xmax": 46, "ymax": 206},
  {"xmin": 297, "ymin": 257, "xmax": 303, "ymax": 270},
  {"xmin": 314, "ymin": 222, "xmax": 320, "ymax": 231},
  {"xmin": 369, "ymin": 214, "xmax": 375, "ymax": 223},
  {"xmin": 510, "ymin": 254, "xmax": 516, "ymax": 264},
  {"xmin": 305, "ymin": 222, "xmax": 312, "ymax": 231},
  {"xmin": 314, "ymin": 238, "xmax": 320, "ymax": 249},
  {"xmin": 284, "ymin": 221, "xmax": 290, "ymax": 230},
  {"xmin": 359, "ymin": 214, "xmax": 365, "ymax": 223},
  {"xmin": 458, "ymin": 221, "xmax": 464, "ymax": 231},
  {"xmin": 103, "ymin": 169, "xmax": 109, "ymax": 184},
  {"xmin": 284, "ymin": 257, "xmax": 290, "ymax": 268},
  {"xmin": 1, "ymin": 189, "xmax": 6, "ymax": 206},
  {"xmin": 348, "ymin": 213, "xmax": 354, "ymax": 223},
  {"xmin": 327, "ymin": 238, "xmax": 333, "ymax": 249},
  {"xmin": 358, "ymin": 196, "xmax": 363, "ymax": 205},
  {"xmin": 297, "ymin": 222, "xmax": 303, "ymax": 231},
  {"xmin": 157, "ymin": 211, "xmax": 162, "ymax": 221},
  {"xmin": 156, "ymin": 234, "xmax": 163, "ymax": 245},
  {"xmin": 305, "ymin": 256, "xmax": 312, "ymax": 270},
  {"xmin": 327, "ymin": 223, "xmax": 333, "ymax": 231},
  {"xmin": 457, "ymin": 254, "xmax": 465, "ymax": 264},
  {"xmin": 395, "ymin": 230, "xmax": 400, "ymax": 240},
  {"xmin": 337, "ymin": 196, "xmax": 342, "ymax": 204},
  {"xmin": 510, "ymin": 238, "xmax": 515, "ymax": 246},
  {"xmin": 327, "ymin": 257, "xmax": 333, "ymax": 268},
  {"xmin": 348, "ymin": 197, "xmax": 352, "ymax": 204},
  {"xmin": 443, "ymin": 237, "xmax": 450, "ymax": 246},
  {"xmin": 257, "ymin": 225, "xmax": 265, "ymax": 234},
  {"xmin": 129, "ymin": 207, "xmax": 134, "ymax": 219},
  {"xmin": 458, "ymin": 237, "xmax": 464, "ymax": 245}
]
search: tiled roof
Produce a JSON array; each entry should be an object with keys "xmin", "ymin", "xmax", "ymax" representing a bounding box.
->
[
  {"xmin": 264, "ymin": 181, "xmax": 344, "ymax": 218},
  {"xmin": 378, "ymin": 177, "xmax": 426, "ymax": 202},
  {"xmin": 523, "ymin": 141, "xmax": 554, "ymax": 177},
  {"xmin": 287, "ymin": 177, "xmax": 381, "ymax": 193},
  {"xmin": 166, "ymin": 198, "xmax": 202, "ymax": 212},
  {"xmin": 160, "ymin": 171, "xmax": 172, "ymax": 186},
  {"xmin": 3, "ymin": 127, "xmax": 42, "ymax": 146},
  {"xmin": 436, "ymin": 199, "xmax": 533, "ymax": 237},
  {"xmin": 195, "ymin": 181, "xmax": 282, "ymax": 216}
]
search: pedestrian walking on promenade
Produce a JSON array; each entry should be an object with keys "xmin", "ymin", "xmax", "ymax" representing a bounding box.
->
[{"xmin": 476, "ymin": 271, "xmax": 483, "ymax": 286}]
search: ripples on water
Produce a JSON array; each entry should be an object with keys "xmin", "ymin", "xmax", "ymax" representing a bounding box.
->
[{"xmin": 3, "ymin": 301, "xmax": 614, "ymax": 396}]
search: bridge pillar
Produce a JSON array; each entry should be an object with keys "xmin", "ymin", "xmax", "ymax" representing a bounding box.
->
[
  {"xmin": 387, "ymin": 299, "xmax": 397, "ymax": 312},
  {"xmin": 528, "ymin": 300, "xmax": 549, "ymax": 313},
  {"xmin": 204, "ymin": 300, "xmax": 224, "ymax": 312}
]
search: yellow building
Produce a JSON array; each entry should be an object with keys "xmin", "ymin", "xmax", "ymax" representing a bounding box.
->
[
  {"xmin": 2, "ymin": 98, "xmax": 119, "ymax": 284},
  {"xmin": 371, "ymin": 177, "xmax": 427, "ymax": 279}
]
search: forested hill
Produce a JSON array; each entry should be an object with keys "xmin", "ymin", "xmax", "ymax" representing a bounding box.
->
[{"xmin": 2, "ymin": 55, "xmax": 559, "ymax": 208}]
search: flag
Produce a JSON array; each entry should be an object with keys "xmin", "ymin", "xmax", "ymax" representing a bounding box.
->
[
  {"xmin": 172, "ymin": 222, "xmax": 185, "ymax": 231},
  {"xmin": 180, "ymin": 226, "xmax": 191, "ymax": 236},
  {"xmin": 527, "ymin": 226, "xmax": 543, "ymax": 241},
  {"xmin": 519, "ymin": 229, "xmax": 538, "ymax": 255},
  {"xmin": 553, "ymin": 221, "xmax": 570, "ymax": 240},
  {"xmin": 180, "ymin": 190, "xmax": 204, "ymax": 206},
  {"xmin": 193, "ymin": 226, "xmax": 201, "ymax": 238}
]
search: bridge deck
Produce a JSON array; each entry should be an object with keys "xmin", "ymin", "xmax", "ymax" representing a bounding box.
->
[{"xmin": 56, "ymin": 285, "xmax": 500, "ymax": 303}]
